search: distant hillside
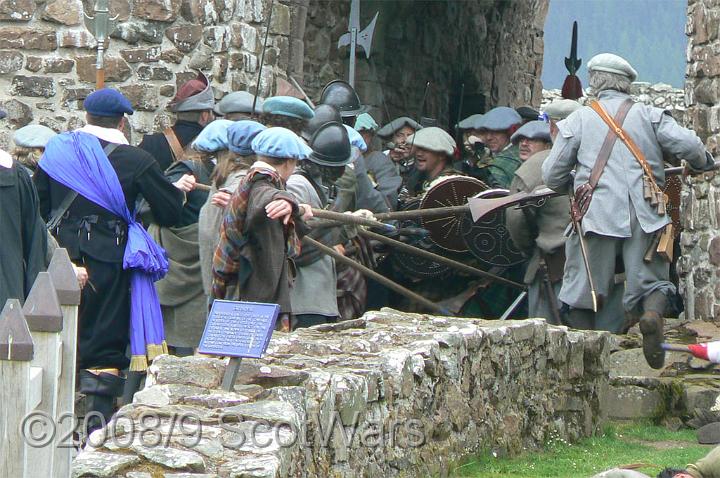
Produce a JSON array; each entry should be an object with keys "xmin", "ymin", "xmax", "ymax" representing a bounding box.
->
[{"xmin": 542, "ymin": 0, "xmax": 688, "ymax": 88}]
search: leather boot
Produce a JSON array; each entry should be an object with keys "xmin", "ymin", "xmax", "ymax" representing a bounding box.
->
[
  {"xmin": 566, "ymin": 308, "xmax": 595, "ymax": 330},
  {"xmin": 79, "ymin": 370, "xmax": 125, "ymax": 436},
  {"xmin": 639, "ymin": 291, "xmax": 668, "ymax": 370}
]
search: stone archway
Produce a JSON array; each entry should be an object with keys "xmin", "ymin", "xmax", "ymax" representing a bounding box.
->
[{"xmin": 300, "ymin": 0, "xmax": 548, "ymax": 128}]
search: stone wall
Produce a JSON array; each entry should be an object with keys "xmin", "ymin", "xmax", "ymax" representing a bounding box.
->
[
  {"xmin": 302, "ymin": 0, "xmax": 548, "ymax": 129},
  {"xmin": 680, "ymin": 0, "xmax": 720, "ymax": 321},
  {"xmin": 542, "ymin": 82, "xmax": 687, "ymax": 126},
  {"xmin": 0, "ymin": 0, "xmax": 549, "ymax": 147},
  {"xmin": 0, "ymin": 0, "xmax": 304, "ymax": 147},
  {"xmin": 73, "ymin": 310, "xmax": 611, "ymax": 477}
]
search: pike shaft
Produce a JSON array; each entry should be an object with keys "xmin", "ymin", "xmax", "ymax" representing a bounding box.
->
[
  {"xmin": 310, "ymin": 208, "xmax": 395, "ymax": 232},
  {"xmin": 252, "ymin": 0, "xmax": 274, "ymax": 114},
  {"xmin": 303, "ymin": 236, "xmax": 449, "ymax": 315},
  {"xmin": 359, "ymin": 229, "xmax": 525, "ymax": 290},
  {"xmin": 289, "ymin": 75, "xmax": 315, "ymax": 108},
  {"xmin": 375, "ymin": 204, "xmax": 469, "ymax": 221},
  {"xmin": 661, "ymin": 343, "xmax": 691, "ymax": 353}
]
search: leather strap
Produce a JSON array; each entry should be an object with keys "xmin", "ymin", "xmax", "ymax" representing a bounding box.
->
[
  {"xmin": 162, "ymin": 127, "xmax": 185, "ymax": 163},
  {"xmin": 588, "ymin": 99, "xmax": 635, "ymax": 188}
]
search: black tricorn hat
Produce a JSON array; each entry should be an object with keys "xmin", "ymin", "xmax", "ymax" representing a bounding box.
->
[
  {"xmin": 318, "ymin": 80, "xmax": 369, "ymax": 118},
  {"xmin": 301, "ymin": 104, "xmax": 342, "ymax": 141},
  {"xmin": 308, "ymin": 121, "xmax": 352, "ymax": 167}
]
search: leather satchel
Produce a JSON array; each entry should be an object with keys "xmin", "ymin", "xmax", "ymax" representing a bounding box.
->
[{"xmin": 571, "ymin": 98, "xmax": 635, "ymax": 222}]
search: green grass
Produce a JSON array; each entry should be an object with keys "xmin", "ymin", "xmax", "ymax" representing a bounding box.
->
[{"xmin": 452, "ymin": 421, "xmax": 711, "ymax": 478}]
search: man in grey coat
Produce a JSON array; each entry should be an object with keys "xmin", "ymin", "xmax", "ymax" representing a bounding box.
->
[
  {"xmin": 542, "ymin": 53, "xmax": 714, "ymax": 368},
  {"xmin": 286, "ymin": 122, "xmax": 352, "ymax": 329}
]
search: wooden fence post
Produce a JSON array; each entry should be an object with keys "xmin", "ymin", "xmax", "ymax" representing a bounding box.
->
[
  {"xmin": 47, "ymin": 248, "xmax": 81, "ymax": 478},
  {"xmin": 0, "ymin": 299, "xmax": 36, "ymax": 478},
  {"xmin": 23, "ymin": 272, "xmax": 64, "ymax": 477}
]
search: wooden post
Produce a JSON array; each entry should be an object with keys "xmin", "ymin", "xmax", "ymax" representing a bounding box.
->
[
  {"xmin": 0, "ymin": 299, "xmax": 35, "ymax": 478},
  {"xmin": 23, "ymin": 272, "xmax": 64, "ymax": 477},
  {"xmin": 47, "ymin": 249, "xmax": 80, "ymax": 478}
]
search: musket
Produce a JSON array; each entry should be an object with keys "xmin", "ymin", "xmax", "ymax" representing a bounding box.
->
[
  {"xmin": 337, "ymin": 0, "xmax": 379, "ymax": 87},
  {"xmin": 84, "ymin": 0, "xmax": 118, "ymax": 89},
  {"xmin": 252, "ymin": 0, "xmax": 274, "ymax": 115},
  {"xmin": 303, "ymin": 236, "xmax": 450, "ymax": 315},
  {"xmin": 561, "ymin": 21, "xmax": 583, "ymax": 100},
  {"xmin": 568, "ymin": 188, "xmax": 599, "ymax": 312},
  {"xmin": 468, "ymin": 161, "xmax": 720, "ymax": 223}
]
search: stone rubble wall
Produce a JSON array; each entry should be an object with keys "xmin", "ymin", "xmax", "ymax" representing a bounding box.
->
[
  {"xmin": 542, "ymin": 82, "xmax": 687, "ymax": 126},
  {"xmin": 0, "ymin": 0, "xmax": 301, "ymax": 148},
  {"xmin": 681, "ymin": 0, "xmax": 720, "ymax": 321},
  {"xmin": 73, "ymin": 310, "xmax": 611, "ymax": 478},
  {"xmin": 302, "ymin": 0, "xmax": 548, "ymax": 128}
]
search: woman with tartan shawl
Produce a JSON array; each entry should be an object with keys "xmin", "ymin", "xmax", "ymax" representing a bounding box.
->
[{"xmin": 212, "ymin": 127, "xmax": 313, "ymax": 328}]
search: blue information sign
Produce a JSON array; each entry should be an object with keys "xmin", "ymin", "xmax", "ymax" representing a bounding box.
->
[{"xmin": 198, "ymin": 300, "xmax": 279, "ymax": 358}]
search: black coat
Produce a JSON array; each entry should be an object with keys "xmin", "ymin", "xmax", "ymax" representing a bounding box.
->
[
  {"xmin": 138, "ymin": 121, "xmax": 205, "ymax": 171},
  {"xmin": 34, "ymin": 140, "xmax": 184, "ymax": 370},
  {"xmin": 35, "ymin": 142, "xmax": 184, "ymax": 263},
  {"xmin": 0, "ymin": 161, "xmax": 47, "ymax": 307}
]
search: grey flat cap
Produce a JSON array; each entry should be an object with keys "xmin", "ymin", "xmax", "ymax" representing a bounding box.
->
[
  {"xmin": 587, "ymin": 53, "xmax": 638, "ymax": 82},
  {"xmin": 543, "ymin": 99, "xmax": 582, "ymax": 121},
  {"xmin": 510, "ymin": 120, "xmax": 552, "ymax": 144},
  {"xmin": 477, "ymin": 106, "xmax": 522, "ymax": 131},
  {"xmin": 13, "ymin": 124, "xmax": 57, "ymax": 148},
  {"xmin": 407, "ymin": 127, "xmax": 456, "ymax": 155},
  {"xmin": 377, "ymin": 116, "xmax": 422, "ymax": 138},
  {"xmin": 458, "ymin": 113, "xmax": 484, "ymax": 130},
  {"xmin": 215, "ymin": 91, "xmax": 263, "ymax": 116}
]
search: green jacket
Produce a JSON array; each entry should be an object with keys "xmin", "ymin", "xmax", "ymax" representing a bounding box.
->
[{"xmin": 488, "ymin": 143, "xmax": 522, "ymax": 189}]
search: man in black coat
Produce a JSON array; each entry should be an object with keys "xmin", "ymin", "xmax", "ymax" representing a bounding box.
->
[
  {"xmin": 34, "ymin": 89, "xmax": 187, "ymax": 433},
  {"xmin": 139, "ymin": 71, "xmax": 216, "ymax": 171}
]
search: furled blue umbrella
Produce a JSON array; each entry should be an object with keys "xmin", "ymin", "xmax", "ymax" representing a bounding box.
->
[{"xmin": 39, "ymin": 131, "xmax": 169, "ymax": 370}]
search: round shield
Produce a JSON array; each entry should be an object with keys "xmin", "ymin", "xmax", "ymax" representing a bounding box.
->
[
  {"xmin": 390, "ymin": 199, "xmax": 452, "ymax": 280},
  {"xmin": 460, "ymin": 189, "xmax": 525, "ymax": 269},
  {"xmin": 420, "ymin": 176, "xmax": 488, "ymax": 252},
  {"xmin": 664, "ymin": 174, "xmax": 682, "ymax": 238}
]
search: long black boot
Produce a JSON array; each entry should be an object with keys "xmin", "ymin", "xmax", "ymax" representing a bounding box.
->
[
  {"xmin": 639, "ymin": 290, "xmax": 668, "ymax": 369},
  {"xmin": 566, "ymin": 308, "xmax": 595, "ymax": 330},
  {"xmin": 79, "ymin": 370, "xmax": 125, "ymax": 436}
]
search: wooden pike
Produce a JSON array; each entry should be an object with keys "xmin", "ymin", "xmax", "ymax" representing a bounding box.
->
[
  {"xmin": 374, "ymin": 204, "xmax": 470, "ymax": 221},
  {"xmin": 310, "ymin": 208, "xmax": 396, "ymax": 232},
  {"xmin": 303, "ymin": 236, "xmax": 450, "ymax": 315},
  {"xmin": 359, "ymin": 229, "xmax": 525, "ymax": 290}
]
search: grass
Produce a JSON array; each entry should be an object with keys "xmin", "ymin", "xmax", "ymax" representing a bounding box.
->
[{"xmin": 451, "ymin": 421, "xmax": 712, "ymax": 478}]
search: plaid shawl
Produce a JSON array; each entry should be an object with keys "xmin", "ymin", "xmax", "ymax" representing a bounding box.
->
[{"xmin": 212, "ymin": 166, "xmax": 302, "ymax": 300}]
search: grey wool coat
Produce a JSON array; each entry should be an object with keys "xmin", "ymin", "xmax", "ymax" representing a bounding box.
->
[
  {"xmin": 506, "ymin": 149, "xmax": 569, "ymax": 284},
  {"xmin": 542, "ymin": 89, "xmax": 712, "ymax": 237},
  {"xmin": 286, "ymin": 172, "xmax": 340, "ymax": 318}
]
